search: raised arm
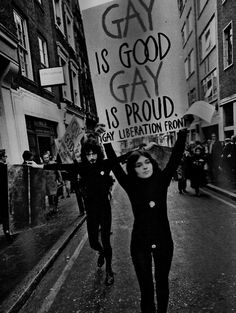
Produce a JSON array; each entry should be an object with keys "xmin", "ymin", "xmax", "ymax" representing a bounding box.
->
[
  {"xmin": 104, "ymin": 143, "xmax": 129, "ymax": 190},
  {"xmin": 27, "ymin": 161, "xmax": 79, "ymax": 173},
  {"xmin": 163, "ymin": 129, "xmax": 187, "ymax": 185}
]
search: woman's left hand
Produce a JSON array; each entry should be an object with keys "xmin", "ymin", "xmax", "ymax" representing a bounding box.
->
[{"xmin": 184, "ymin": 114, "xmax": 194, "ymax": 128}]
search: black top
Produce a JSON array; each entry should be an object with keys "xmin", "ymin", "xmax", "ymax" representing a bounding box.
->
[
  {"xmin": 43, "ymin": 153, "xmax": 130, "ymax": 207},
  {"xmin": 104, "ymin": 130, "xmax": 187, "ymax": 245}
]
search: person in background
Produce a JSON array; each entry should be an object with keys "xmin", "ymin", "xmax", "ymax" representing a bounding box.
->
[
  {"xmin": 208, "ymin": 133, "xmax": 222, "ymax": 184},
  {"xmin": 176, "ymin": 148, "xmax": 190, "ymax": 194},
  {"xmin": 60, "ymin": 170, "xmax": 71, "ymax": 199},
  {"xmin": 0, "ymin": 149, "xmax": 12, "ymax": 242},
  {"xmin": 220, "ymin": 138, "xmax": 233, "ymax": 184},
  {"xmin": 42, "ymin": 151, "xmax": 62, "ymax": 216},
  {"xmin": 189, "ymin": 146, "xmax": 207, "ymax": 196},
  {"xmin": 104, "ymin": 121, "xmax": 191, "ymax": 313}
]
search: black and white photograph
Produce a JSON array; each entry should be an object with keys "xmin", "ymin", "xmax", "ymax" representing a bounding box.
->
[{"xmin": 1, "ymin": 0, "xmax": 236, "ymax": 312}]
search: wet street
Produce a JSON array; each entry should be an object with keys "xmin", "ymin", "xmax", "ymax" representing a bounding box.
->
[{"xmin": 18, "ymin": 182, "xmax": 236, "ymax": 313}]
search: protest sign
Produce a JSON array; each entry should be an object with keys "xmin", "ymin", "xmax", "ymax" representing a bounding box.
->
[
  {"xmin": 57, "ymin": 116, "xmax": 85, "ymax": 163},
  {"xmin": 80, "ymin": 0, "xmax": 188, "ymax": 143}
]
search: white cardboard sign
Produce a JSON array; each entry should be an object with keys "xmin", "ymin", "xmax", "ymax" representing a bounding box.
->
[{"xmin": 80, "ymin": 0, "xmax": 188, "ymax": 143}]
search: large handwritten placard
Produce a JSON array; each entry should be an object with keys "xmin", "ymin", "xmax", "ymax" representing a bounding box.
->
[{"xmin": 80, "ymin": 0, "xmax": 188, "ymax": 143}]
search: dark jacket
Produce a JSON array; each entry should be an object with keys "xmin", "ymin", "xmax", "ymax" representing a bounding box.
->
[
  {"xmin": 0, "ymin": 163, "xmax": 9, "ymax": 222},
  {"xmin": 44, "ymin": 160, "xmax": 112, "ymax": 206},
  {"xmin": 43, "ymin": 153, "xmax": 129, "ymax": 208},
  {"xmin": 104, "ymin": 130, "xmax": 187, "ymax": 245},
  {"xmin": 189, "ymin": 154, "xmax": 207, "ymax": 188}
]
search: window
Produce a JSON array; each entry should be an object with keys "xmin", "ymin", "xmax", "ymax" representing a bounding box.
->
[
  {"xmin": 223, "ymin": 21, "xmax": 233, "ymax": 69},
  {"xmin": 223, "ymin": 103, "xmax": 233, "ymax": 127},
  {"xmin": 197, "ymin": 0, "xmax": 208, "ymax": 16},
  {"xmin": 184, "ymin": 49, "xmax": 195, "ymax": 79},
  {"xmin": 84, "ymin": 63, "xmax": 88, "ymax": 79},
  {"xmin": 199, "ymin": 16, "xmax": 216, "ymax": 61},
  {"xmin": 38, "ymin": 36, "xmax": 52, "ymax": 92},
  {"xmin": 53, "ymin": 0, "xmax": 64, "ymax": 33},
  {"xmin": 187, "ymin": 9, "xmax": 193, "ymax": 35},
  {"xmin": 38, "ymin": 37, "xmax": 49, "ymax": 67},
  {"xmin": 70, "ymin": 62, "xmax": 81, "ymax": 107},
  {"xmin": 177, "ymin": 0, "xmax": 186, "ymax": 15},
  {"xmin": 58, "ymin": 47, "xmax": 71, "ymax": 101},
  {"xmin": 65, "ymin": 6, "xmax": 75, "ymax": 49},
  {"xmin": 181, "ymin": 9, "xmax": 193, "ymax": 45},
  {"xmin": 201, "ymin": 69, "xmax": 217, "ymax": 103},
  {"xmin": 188, "ymin": 88, "xmax": 196, "ymax": 106},
  {"xmin": 13, "ymin": 10, "xmax": 33, "ymax": 80},
  {"xmin": 82, "ymin": 95, "xmax": 87, "ymax": 111},
  {"xmin": 181, "ymin": 23, "xmax": 187, "ymax": 45}
]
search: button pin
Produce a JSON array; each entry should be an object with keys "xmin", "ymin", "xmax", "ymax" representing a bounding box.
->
[{"xmin": 149, "ymin": 201, "xmax": 155, "ymax": 208}]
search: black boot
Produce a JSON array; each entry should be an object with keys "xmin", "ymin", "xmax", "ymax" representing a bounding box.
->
[{"xmin": 105, "ymin": 270, "xmax": 114, "ymax": 286}]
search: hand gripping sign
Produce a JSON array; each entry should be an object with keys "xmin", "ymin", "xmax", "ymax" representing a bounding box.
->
[{"xmin": 80, "ymin": 0, "xmax": 188, "ymax": 143}]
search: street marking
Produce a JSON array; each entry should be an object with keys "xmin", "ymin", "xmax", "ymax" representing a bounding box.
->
[
  {"xmin": 37, "ymin": 232, "xmax": 88, "ymax": 313},
  {"xmin": 202, "ymin": 189, "xmax": 236, "ymax": 209}
]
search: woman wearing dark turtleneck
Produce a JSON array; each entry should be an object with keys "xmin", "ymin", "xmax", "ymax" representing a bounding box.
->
[{"xmin": 104, "ymin": 129, "xmax": 187, "ymax": 313}]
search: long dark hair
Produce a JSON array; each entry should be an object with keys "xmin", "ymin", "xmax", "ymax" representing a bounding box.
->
[
  {"xmin": 126, "ymin": 150, "xmax": 160, "ymax": 179},
  {"xmin": 80, "ymin": 138, "xmax": 104, "ymax": 163}
]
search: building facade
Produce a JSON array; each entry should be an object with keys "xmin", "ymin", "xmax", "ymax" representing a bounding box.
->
[
  {"xmin": 178, "ymin": 0, "xmax": 221, "ymax": 142},
  {"xmin": 0, "ymin": 0, "xmax": 97, "ymax": 164},
  {"xmin": 217, "ymin": 0, "xmax": 236, "ymax": 139}
]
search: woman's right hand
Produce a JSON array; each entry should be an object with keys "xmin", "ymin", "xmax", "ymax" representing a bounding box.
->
[{"xmin": 94, "ymin": 124, "xmax": 106, "ymax": 136}]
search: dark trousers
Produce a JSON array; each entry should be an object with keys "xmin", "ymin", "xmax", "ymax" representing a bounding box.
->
[
  {"xmin": 48, "ymin": 195, "xmax": 58, "ymax": 208},
  {"xmin": 86, "ymin": 201, "xmax": 112, "ymax": 272},
  {"xmin": 131, "ymin": 240, "xmax": 173, "ymax": 313},
  {"xmin": 178, "ymin": 179, "xmax": 186, "ymax": 192}
]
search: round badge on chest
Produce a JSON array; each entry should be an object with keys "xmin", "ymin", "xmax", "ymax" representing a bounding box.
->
[{"xmin": 149, "ymin": 201, "xmax": 156, "ymax": 208}]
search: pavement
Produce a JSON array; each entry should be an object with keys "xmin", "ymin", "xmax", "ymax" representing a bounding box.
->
[
  {"xmin": 0, "ymin": 179, "xmax": 236, "ymax": 313},
  {"xmin": 0, "ymin": 194, "xmax": 86, "ymax": 313}
]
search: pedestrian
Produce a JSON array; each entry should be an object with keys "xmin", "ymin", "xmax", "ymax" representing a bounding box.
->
[
  {"xmin": 220, "ymin": 138, "xmax": 233, "ymax": 183},
  {"xmin": 176, "ymin": 149, "xmax": 190, "ymax": 194},
  {"xmin": 0, "ymin": 149, "xmax": 12, "ymax": 243},
  {"xmin": 27, "ymin": 138, "xmax": 127, "ymax": 286},
  {"xmin": 104, "ymin": 125, "xmax": 190, "ymax": 313},
  {"xmin": 208, "ymin": 133, "xmax": 222, "ymax": 184},
  {"xmin": 42, "ymin": 151, "xmax": 62, "ymax": 216},
  {"xmin": 72, "ymin": 172, "xmax": 86, "ymax": 215},
  {"xmin": 60, "ymin": 170, "xmax": 71, "ymax": 198},
  {"xmin": 189, "ymin": 146, "xmax": 207, "ymax": 196}
]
